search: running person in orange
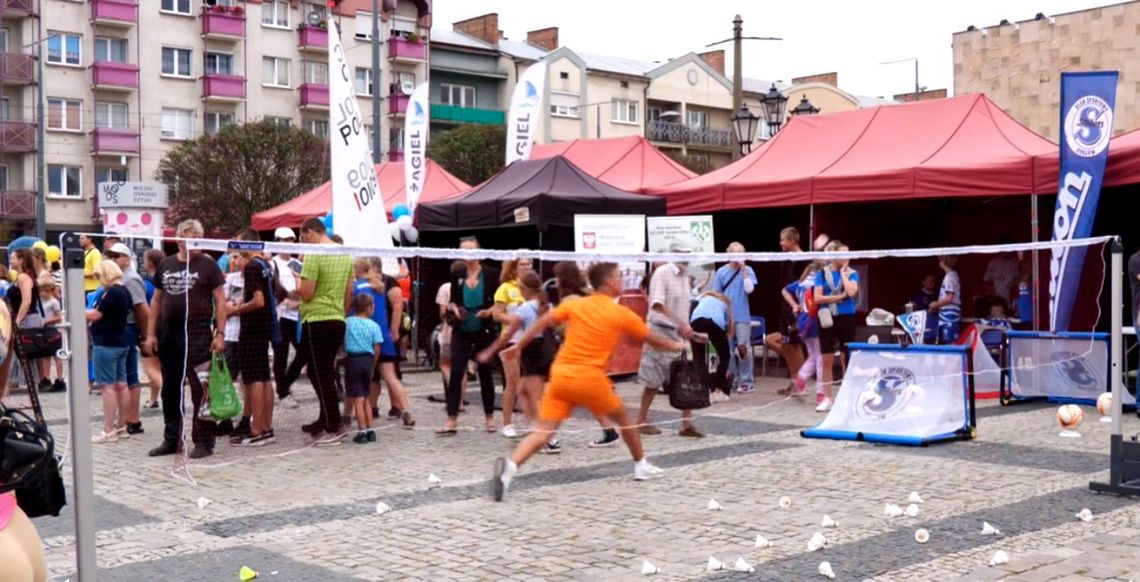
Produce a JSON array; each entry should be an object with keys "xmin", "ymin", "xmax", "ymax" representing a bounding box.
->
[{"xmin": 491, "ymin": 262, "xmax": 684, "ymax": 501}]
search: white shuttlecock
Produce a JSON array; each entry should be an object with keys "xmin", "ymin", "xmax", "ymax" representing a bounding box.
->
[
  {"xmin": 779, "ymin": 496, "xmax": 792, "ymax": 508},
  {"xmin": 375, "ymin": 502, "xmax": 392, "ymax": 515},
  {"xmin": 428, "ymin": 473, "xmax": 442, "ymax": 486},
  {"xmin": 640, "ymin": 560, "xmax": 659, "ymax": 575},
  {"xmin": 914, "ymin": 528, "xmax": 930, "ymax": 544},
  {"xmin": 981, "ymin": 521, "xmax": 1001, "ymax": 536},
  {"xmin": 908, "ymin": 491, "xmax": 924, "ymax": 504},
  {"xmin": 819, "ymin": 561, "xmax": 836, "ymax": 579},
  {"xmin": 707, "ymin": 499, "xmax": 723, "ymax": 511},
  {"xmin": 821, "ymin": 515, "xmax": 838, "ymax": 528},
  {"xmin": 196, "ymin": 497, "xmax": 211, "ymax": 509},
  {"xmin": 732, "ymin": 557, "xmax": 755, "ymax": 573},
  {"xmin": 884, "ymin": 504, "xmax": 904, "ymax": 518},
  {"xmin": 706, "ymin": 556, "xmax": 725, "ymax": 572},
  {"xmin": 1076, "ymin": 508, "xmax": 1093, "ymax": 522},
  {"xmin": 807, "ymin": 532, "xmax": 827, "ymax": 552},
  {"xmin": 754, "ymin": 534, "xmax": 773, "ymax": 548},
  {"xmin": 989, "ymin": 550, "xmax": 1009, "ymax": 566},
  {"xmin": 905, "ymin": 504, "xmax": 920, "ymax": 517}
]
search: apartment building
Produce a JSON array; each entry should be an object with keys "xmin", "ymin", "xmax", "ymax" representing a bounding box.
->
[{"xmin": 0, "ymin": 0, "xmax": 429, "ymax": 239}]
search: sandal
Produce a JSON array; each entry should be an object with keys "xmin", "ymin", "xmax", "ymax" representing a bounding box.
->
[
  {"xmin": 435, "ymin": 425, "xmax": 458, "ymax": 436},
  {"xmin": 776, "ymin": 382, "xmax": 796, "ymax": 396}
]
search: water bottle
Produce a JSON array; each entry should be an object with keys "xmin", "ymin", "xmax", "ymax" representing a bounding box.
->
[{"xmin": 905, "ymin": 301, "xmax": 914, "ymax": 314}]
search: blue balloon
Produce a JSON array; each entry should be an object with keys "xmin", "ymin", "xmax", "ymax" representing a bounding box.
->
[
  {"xmin": 7, "ymin": 236, "xmax": 41, "ymax": 251},
  {"xmin": 321, "ymin": 213, "xmax": 334, "ymax": 235},
  {"xmin": 392, "ymin": 204, "xmax": 410, "ymax": 219}
]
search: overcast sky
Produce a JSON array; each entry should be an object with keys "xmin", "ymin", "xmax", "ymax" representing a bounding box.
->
[{"xmin": 434, "ymin": 0, "xmax": 1114, "ymax": 99}]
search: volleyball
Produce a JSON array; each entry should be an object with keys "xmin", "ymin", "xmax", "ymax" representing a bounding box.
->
[
  {"xmin": 1056, "ymin": 404, "xmax": 1084, "ymax": 430},
  {"xmin": 1096, "ymin": 393, "xmax": 1112, "ymax": 416}
]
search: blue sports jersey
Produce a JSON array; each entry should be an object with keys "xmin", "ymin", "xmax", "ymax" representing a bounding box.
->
[{"xmin": 353, "ymin": 280, "xmax": 397, "ymax": 357}]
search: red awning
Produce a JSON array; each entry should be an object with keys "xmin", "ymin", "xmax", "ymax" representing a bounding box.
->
[
  {"xmin": 1106, "ymin": 128, "xmax": 1140, "ymax": 188},
  {"xmin": 647, "ymin": 94, "xmax": 1059, "ymax": 214},
  {"xmin": 530, "ymin": 136, "xmax": 696, "ymax": 193},
  {"xmin": 250, "ymin": 159, "xmax": 469, "ymax": 231}
]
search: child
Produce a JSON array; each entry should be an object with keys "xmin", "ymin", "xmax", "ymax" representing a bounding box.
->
[
  {"xmin": 783, "ymin": 262, "xmax": 824, "ymax": 402},
  {"xmin": 345, "ymin": 293, "xmax": 385, "ymax": 444},
  {"xmin": 38, "ymin": 274, "xmax": 65, "ymax": 392},
  {"xmin": 221, "ymin": 253, "xmax": 249, "ymax": 441},
  {"xmin": 930, "ymin": 255, "xmax": 962, "ymax": 344}
]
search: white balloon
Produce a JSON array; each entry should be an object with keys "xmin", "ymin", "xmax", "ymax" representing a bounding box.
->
[
  {"xmin": 404, "ymin": 226, "xmax": 419, "ymax": 243},
  {"xmin": 389, "ymin": 222, "xmax": 403, "ymax": 241},
  {"xmin": 397, "ymin": 214, "xmax": 413, "ymax": 230}
]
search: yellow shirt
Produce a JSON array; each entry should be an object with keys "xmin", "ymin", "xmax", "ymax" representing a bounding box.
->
[
  {"xmin": 83, "ymin": 248, "xmax": 102, "ymax": 292},
  {"xmin": 493, "ymin": 280, "xmax": 524, "ymax": 337}
]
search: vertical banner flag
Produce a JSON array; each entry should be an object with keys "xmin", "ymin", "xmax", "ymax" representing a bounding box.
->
[
  {"xmin": 506, "ymin": 61, "xmax": 547, "ymax": 165},
  {"xmin": 1049, "ymin": 71, "xmax": 1118, "ymax": 331},
  {"xmin": 403, "ymin": 82, "xmax": 430, "ymax": 213}
]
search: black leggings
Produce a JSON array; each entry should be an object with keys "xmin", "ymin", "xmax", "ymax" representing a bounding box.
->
[
  {"xmin": 691, "ymin": 318, "xmax": 731, "ymax": 396},
  {"xmin": 158, "ymin": 335, "xmax": 214, "ymax": 449},
  {"xmin": 273, "ymin": 318, "xmax": 306, "ymax": 399},
  {"xmin": 446, "ymin": 329, "xmax": 496, "ymax": 418},
  {"xmin": 301, "ymin": 320, "xmax": 346, "ymax": 432}
]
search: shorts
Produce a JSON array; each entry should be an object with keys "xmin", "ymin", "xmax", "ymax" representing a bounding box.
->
[
  {"xmin": 370, "ymin": 351, "xmax": 401, "ymax": 382},
  {"xmin": 637, "ymin": 324, "xmax": 681, "ymax": 388},
  {"xmin": 819, "ymin": 313, "xmax": 856, "ymax": 354},
  {"xmin": 239, "ymin": 336, "xmax": 272, "ymax": 383},
  {"xmin": 520, "ymin": 340, "xmax": 553, "ymax": 380},
  {"xmin": 125, "ymin": 324, "xmax": 141, "ymax": 387},
  {"xmin": 779, "ymin": 317, "xmax": 802, "ymax": 345},
  {"xmin": 344, "ymin": 354, "xmax": 373, "ymax": 398},
  {"xmin": 92, "ymin": 345, "xmax": 128, "ymax": 385},
  {"xmin": 539, "ymin": 364, "xmax": 623, "ymax": 422},
  {"xmin": 224, "ymin": 341, "xmax": 242, "ymax": 380}
]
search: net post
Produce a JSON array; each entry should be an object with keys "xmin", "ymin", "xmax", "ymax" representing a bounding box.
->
[{"xmin": 61, "ymin": 232, "xmax": 98, "ymax": 580}]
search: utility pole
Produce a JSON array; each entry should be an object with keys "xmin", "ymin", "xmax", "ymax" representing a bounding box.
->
[
  {"xmin": 371, "ymin": 0, "xmax": 382, "ymax": 163},
  {"xmin": 36, "ymin": 35, "xmax": 46, "ymax": 239},
  {"xmin": 705, "ymin": 17, "xmax": 780, "ymax": 161}
]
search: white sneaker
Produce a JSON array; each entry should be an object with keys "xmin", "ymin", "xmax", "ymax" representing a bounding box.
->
[
  {"xmin": 491, "ymin": 458, "xmax": 517, "ymax": 502},
  {"xmin": 501, "ymin": 425, "xmax": 519, "ymax": 439},
  {"xmin": 92, "ymin": 430, "xmax": 118, "ymax": 444},
  {"xmin": 280, "ymin": 396, "xmax": 300, "ymax": 409},
  {"xmin": 711, "ymin": 392, "xmax": 730, "ymax": 403},
  {"xmin": 634, "ymin": 459, "xmax": 664, "ymax": 481},
  {"xmin": 815, "ymin": 398, "xmax": 833, "ymax": 413}
]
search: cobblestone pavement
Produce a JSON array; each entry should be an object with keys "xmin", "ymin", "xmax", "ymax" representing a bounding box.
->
[{"xmin": 19, "ymin": 366, "xmax": 1140, "ymax": 581}]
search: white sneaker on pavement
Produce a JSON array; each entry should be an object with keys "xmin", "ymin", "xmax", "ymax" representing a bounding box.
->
[
  {"xmin": 634, "ymin": 459, "xmax": 664, "ymax": 481},
  {"xmin": 280, "ymin": 396, "xmax": 300, "ymax": 409},
  {"xmin": 501, "ymin": 425, "xmax": 519, "ymax": 439},
  {"xmin": 815, "ymin": 398, "xmax": 833, "ymax": 413}
]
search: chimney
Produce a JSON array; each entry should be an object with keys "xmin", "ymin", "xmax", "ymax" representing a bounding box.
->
[
  {"xmin": 454, "ymin": 13, "xmax": 500, "ymax": 46},
  {"xmin": 526, "ymin": 27, "xmax": 559, "ymax": 50},
  {"xmin": 791, "ymin": 72, "xmax": 839, "ymax": 86},
  {"xmin": 697, "ymin": 50, "xmax": 725, "ymax": 76},
  {"xmin": 893, "ymin": 88, "xmax": 948, "ymax": 103}
]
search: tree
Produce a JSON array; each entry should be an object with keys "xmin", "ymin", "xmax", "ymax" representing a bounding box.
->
[
  {"xmin": 157, "ymin": 120, "xmax": 330, "ymax": 236},
  {"xmin": 427, "ymin": 123, "xmax": 505, "ymax": 185}
]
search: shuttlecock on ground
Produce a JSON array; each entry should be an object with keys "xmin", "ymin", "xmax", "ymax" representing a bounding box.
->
[
  {"xmin": 428, "ymin": 473, "xmax": 442, "ymax": 486},
  {"xmin": 375, "ymin": 502, "xmax": 392, "ymax": 515},
  {"xmin": 706, "ymin": 556, "xmax": 725, "ymax": 572},
  {"xmin": 707, "ymin": 499, "xmax": 723, "ymax": 511},
  {"xmin": 640, "ymin": 560, "xmax": 659, "ymax": 575},
  {"xmin": 755, "ymin": 534, "xmax": 773, "ymax": 548},
  {"xmin": 905, "ymin": 504, "xmax": 920, "ymax": 517},
  {"xmin": 821, "ymin": 515, "xmax": 838, "ymax": 528},
  {"xmin": 989, "ymin": 550, "xmax": 1009, "ymax": 566},
  {"xmin": 1076, "ymin": 508, "xmax": 1093, "ymax": 522},
  {"xmin": 196, "ymin": 497, "xmax": 211, "ymax": 510},
  {"xmin": 733, "ymin": 557, "xmax": 755, "ymax": 573},
  {"xmin": 779, "ymin": 496, "xmax": 792, "ymax": 508},
  {"xmin": 914, "ymin": 528, "xmax": 930, "ymax": 544},
  {"xmin": 908, "ymin": 491, "xmax": 924, "ymax": 504},
  {"xmin": 884, "ymin": 503, "xmax": 904, "ymax": 518},
  {"xmin": 239, "ymin": 566, "xmax": 258, "ymax": 581},
  {"xmin": 807, "ymin": 532, "xmax": 827, "ymax": 552},
  {"xmin": 981, "ymin": 521, "xmax": 1001, "ymax": 536},
  {"xmin": 819, "ymin": 561, "xmax": 836, "ymax": 579}
]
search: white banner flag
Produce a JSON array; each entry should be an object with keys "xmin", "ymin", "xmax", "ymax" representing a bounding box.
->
[
  {"xmin": 505, "ymin": 61, "xmax": 547, "ymax": 165},
  {"xmin": 403, "ymin": 82, "xmax": 430, "ymax": 213}
]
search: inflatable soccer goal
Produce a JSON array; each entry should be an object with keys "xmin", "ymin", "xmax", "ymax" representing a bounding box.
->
[{"xmin": 1002, "ymin": 330, "xmax": 1136, "ymax": 408}]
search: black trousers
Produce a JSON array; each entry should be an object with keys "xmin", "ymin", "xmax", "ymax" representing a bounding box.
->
[
  {"xmin": 691, "ymin": 318, "xmax": 731, "ymax": 396},
  {"xmin": 301, "ymin": 320, "xmax": 346, "ymax": 432},
  {"xmin": 158, "ymin": 334, "xmax": 215, "ymax": 449},
  {"xmin": 273, "ymin": 317, "xmax": 305, "ymax": 399},
  {"xmin": 446, "ymin": 329, "xmax": 496, "ymax": 418}
]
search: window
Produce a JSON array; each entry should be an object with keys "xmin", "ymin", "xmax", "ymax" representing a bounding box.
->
[
  {"xmin": 559, "ymin": 72, "xmax": 569, "ymax": 79},
  {"xmin": 440, "ymin": 84, "xmax": 476, "ymax": 108},
  {"xmin": 94, "ymin": 102, "xmax": 128, "ymax": 129},
  {"xmin": 354, "ymin": 13, "xmax": 373, "ymax": 40},
  {"xmin": 390, "ymin": 71, "xmax": 414, "ymax": 94},
  {"xmin": 46, "ymin": 32, "xmax": 81, "ymax": 66},
  {"xmin": 262, "ymin": 57, "xmax": 290, "ymax": 87},
  {"xmin": 648, "ymin": 107, "xmax": 662, "ymax": 122},
  {"xmin": 205, "ymin": 52, "xmax": 234, "ymax": 76},
  {"xmin": 161, "ymin": 47, "xmax": 192, "ymax": 78},
  {"xmin": 389, "ymin": 127, "xmax": 404, "ymax": 152},
  {"xmin": 354, "ymin": 68, "xmax": 373, "ymax": 96},
  {"xmin": 95, "ymin": 167, "xmax": 128, "ymax": 187},
  {"xmin": 266, "ymin": 116, "xmax": 292, "ymax": 128},
  {"xmin": 47, "ymin": 165, "xmax": 82, "ymax": 198},
  {"xmin": 161, "ymin": 108, "xmax": 193, "ymax": 140},
  {"xmin": 686, "ymin": 110, "xmax": 708, "ymax": 128},
  {"xmin": 261, "ymin": 1, "xmax": 289, "ymax": 28},
  {"xmin": 161, "ymin": 0, "xmax": 191, "ymax": 15},
  {"xmin": 301, "ymin": 61, "xmax": 328, "ymax": 85},
  {"xmin": 612, "ymin": 99, "xmax": 638, "ymax": 124},
  {"xmin": 47, "ymin": 98, "xmax": 82, "ymax": 131},
  {"xmin": 0, "ymin": 28, "xmax": 8, "ymax": 52},
  {"xmin": 205, "ymin": 111, "xmax": 235, "ymax": 135},
  {"xmin": 303, "ymin": 2, "xmax": 328, "ymax": 23},
  {"xmin": 304, "ymin": 119, "xmax": 329, "ymax": 138},
  {"xmin": 0, "ymin": 164, "xmax": 8, "ymax": 190},
  {"xmin": 391, "ymin": 16, "xmax": 416, "ymax": 36},
  {"xmin": 0, "ymin": 97, "xmax": 9, "ymax": 121},
  {"xmin": 549, "ymin": 93, "xmax": 579, "ymax": 118},
  {"xmin": 94, "ymin": 37, "xmax": 128, "ymax": 63}
]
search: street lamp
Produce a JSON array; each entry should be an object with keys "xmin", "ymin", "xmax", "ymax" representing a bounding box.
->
[
  {"xmin": 731, "ymin": 104, "xmax": 759, "ymax": 155},
  {"xmin": 759, "ymin": 83, "xmax": 789, "ymax": 134},
  {"xmin": 789, "ymin": 94, "xmax": 820, "ymax": 116}
]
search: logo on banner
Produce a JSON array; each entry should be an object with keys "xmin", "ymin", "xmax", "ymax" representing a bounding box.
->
[
  {"xmin": 855, "ymin": 367, "xmax": 917, "ymax": 421},
  {"xmin": 582, "ymin": 232, "xmax": 597, "ymax": 249},
  {"xmin": 1051, "ymin": 351, "xmax": 1102, "ymax": 392},
  {"xmin": 1064, "ymin": 96, "xmax": 1113, "ymax": 158},
  {"xmin": 690, "ymin": 221, "xmax": 712, "ymax": 244}
]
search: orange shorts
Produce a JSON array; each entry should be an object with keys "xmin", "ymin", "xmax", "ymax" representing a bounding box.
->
[{"xmin": 538, "ymin": 364, "xmax": 622, "ymax": 422}]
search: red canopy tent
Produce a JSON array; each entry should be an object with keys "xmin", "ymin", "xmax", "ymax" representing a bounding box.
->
[
  {"xmin": 647, "ymin": 94, "xmax": 1058, "ymax": 214},
  {"xmin": 250, "ymin": 159, "xmax": 470, "ymax": 230},
  {"xmin": 530, "ymin": 136, "xmax": 696, "ymax": 193},
  {"xmin": 1105, "ymin": 128, "xmax": 1140, "ymax": 188}
]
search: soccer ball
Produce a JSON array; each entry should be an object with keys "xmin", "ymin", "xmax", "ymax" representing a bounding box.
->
[
  {"xmin": 1096, "ymin": 393, "xmax": 1113, "ymax": 416},
  {"xmin": 1056, "ymin": 404, "xmax": 1084, "ymax": 430}
]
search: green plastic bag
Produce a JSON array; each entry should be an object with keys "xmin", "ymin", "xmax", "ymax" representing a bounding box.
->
[{"xmin": 207, "ymin": 354, "xmax": 240, "ymax": 421}]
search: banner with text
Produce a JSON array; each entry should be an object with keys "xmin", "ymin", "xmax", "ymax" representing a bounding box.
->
[
  {"xmin": 505, "ymin": 62, "xmax": 547, "ymax": 165},
  {"xmin": 647, "ymin": 215, "xmax": 715, "ymax": 292},
  {"xmin": 573, "ymin": 214, "xmax": 646, "ymax": 291},
  {"xmin": 403, "ymin": 82, "xmax": 430, "ymax": 213}
]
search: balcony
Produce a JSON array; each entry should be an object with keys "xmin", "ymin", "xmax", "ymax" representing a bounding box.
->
[
  {"xmin": 203, "ymin": 74, "xmax": 245, "ymax": 101},
  {"xmin": 431, "ymin": 103, "xmax": 505, "ymax": 126},
  {"xmin": 201, "ymin": 8, "xmax": 245, "ymax": 40},
  {"xmin": 0, "ymin": 0, "xmax": 35, "ymax": 19},
  {"xmin": 388, "ymin": 93, "xmax": 409, "ymax": 116},
  {"xmin": 0, "ymin": 191, "xmax": 36, "ymax": 220},
  {"xmin": 0, "ymin": 52, "xmax": 35, "ymax": 85},
  {"xmin": 299, "ymin": 83, "xmax": 328, "ymax": 109},
  {"xmin": 91, "ymin": 127, "xmax": 140, "ymax": 155},
  {"xmin": 0, "ymin": 120, "xmax": 35, "ymax": 152},
  {"xmin": 647, "ymin": 120, "xmax": 734, "ymax": 150},
  {"xmin": 298, "ymin": 25, "xmax": 328, "ymax": 52},
  {"xmin": 92, "ymin": 61, "xmax": 139, "ymax": 91},
  {"xmin": 90, "ymin": 0, "xmax": 137, "ymax": 27},
  {"xmin": 388, "ymin": 37, "xmax": 426, "ymax": 62}
]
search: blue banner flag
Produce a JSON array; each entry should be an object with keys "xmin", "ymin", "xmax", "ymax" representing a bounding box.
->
[{"xmin": 1049, "ymin": 71, "xmax": 1117, "ymax": 331}]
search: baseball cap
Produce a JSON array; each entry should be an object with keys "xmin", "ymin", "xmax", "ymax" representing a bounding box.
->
[
  {"xmin": 668, "ymin": 241, "xmax": 692, "ymax": 253},
  {"xmin": 107, "ymin": 243, "xmax": 132, "ymax": 257},
  {"xmin": 274, "ymin": 227, "xmax": 296, "ymax": 240}
]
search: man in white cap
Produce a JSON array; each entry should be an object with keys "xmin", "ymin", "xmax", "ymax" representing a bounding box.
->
[{"xmin": 271, "ymin": 227, "xmax": 303, "ymax": 409}]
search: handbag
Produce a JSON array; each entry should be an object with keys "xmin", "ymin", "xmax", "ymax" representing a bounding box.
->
[
  {"xmin": 666, "ymin": 351, "xmax": 710, "ymax": 410},
  {"xmin": 818, "ymin": 305, "xmax": 834, "ymax": 329},
  {"xmin": 207, "ymin": 354, "xmax": 241, "ymax": 421},
  {"xmin": 9, "ymin": 356, "xmax": 66, "ymax": 517},
  {"xmin": 15, "ymin": 326, "xmax": 63, "ymax": 361}
]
